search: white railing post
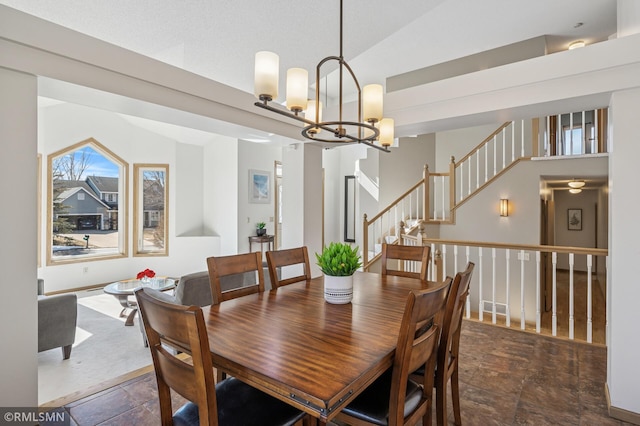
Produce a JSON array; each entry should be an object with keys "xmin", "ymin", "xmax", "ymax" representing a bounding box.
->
[
  {"xmin": 511, "ymin": 122, "xmax": 515, "ymax": 162},
  {"xmin": 453, "ymin": 245, "xmax": 459, "ymax": 277},
  {"xmin": 465, "ymin": 246, "xmax": 471, "ymax": 319},
  {"xmin": 478, "ymin": 247, "xmax": 484, "ymax": 322},
  {"xmin": 536, "ymin": 251, "xmax": 541, "ymax": 333},
  {"xmin": 502, "ymin": 127, "xmax": 506, "ymax": 170},
  {"xmin": 587, "ymin": 254, "xmax": 593, "ymax": 343},
  {"xmin": 569, "ymin": 253, "xmax": 575, "ymax": 340},
  {"xmin": 552, "ymin": 252, "xmax": 558, "ymax": 336},
  {"xmin": 520, "ymin": 250, "xmax": 525, "ymax": 330},
  {"xmin": 492, "ymin": 135, "xmax": 497, "ymax": 177},
  {"xmin": 492, "ymin": 247, "xmax": 497, "ymax": 324},
  {"xmin": 476, "ymin": 152, "xmax": 480, "ymax": 190},
  {"xmin": 505, "ymin": 249, "xmax": 511, "ymax": 327},
  {"xmin": 442, "ymin": 245, "xmax": 447, "ymax": 280},
  {"xmin": 521, "ymin": 119, "xmax": 525, "ymax": 158}
]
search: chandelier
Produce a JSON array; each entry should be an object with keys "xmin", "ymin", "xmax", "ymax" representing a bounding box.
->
[{"xmin": 253, "ymin": 0, "xmax": 393, "ymax": 153}]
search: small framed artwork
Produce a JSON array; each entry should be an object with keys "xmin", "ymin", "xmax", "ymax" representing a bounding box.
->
[
  {"xmin": 568, "ymin": 208, "xmax": 582, "ymax": 231},
  {"xmin": 249, "ymin": 169, "xmax": 271, "ymax": 204}
]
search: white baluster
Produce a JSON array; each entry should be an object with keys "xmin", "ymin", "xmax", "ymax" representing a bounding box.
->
[
  {"xmin": 409, "ymin": 193, "xmax": 413, "ymax": 223},
  {"xmin": 511, "ymin": 122, "xmax": 515, "ymax": 162},
  {"xmin": 441, "ymin": 176, "xmax": 445, "ymax": 220},
  {"xmin": 478, "ymin": 247, "xmax": 483, "ymax": 322},
  {"xmin": 505, "ymin": 249, "xmax": 510, "ymax": 327},
  {"xmin": 552, "ymin": 252, "xmax": 557, "ymax": 336},
  {"xmin": 465, "ymin": 246, "xmax": 471, "ymax": 319},
  {"xmin": 582, "ymin": 110, "xmax": 586, "ymax": 154},
  {"xmin": 493, "ymin": 135, "xmax": 497, "ymax": 177},
  {"xmin": 476, "ymin": 150, "xmax": 480, "ymax": 190},
  {"xmin": 546, "ymin": 116, "xmax": 551, "ymax": 157},
  {"xmin": 460, "ymin": 164, "xmax": 464, "ymax": 202},
  {"xmin": 485, "ymin": 143, "xmax": 488, "ymax": 183},
  {"xmin": 594, "ymin": 109, "xmax": 599, "ymax": 153},
  {"xmin": 536, "ymin": 251, "xmax": 541, "ymax": 333},
  {"xmin": 442, "ymin": 245, "xmax": 447, "ymax": 281},
  {"xmin": 569, "ymin": 253, "xmax": 575, "ymax": 340},
  {"xmin": 520, "ymin": 250, "xmax": 525, "ymax": 330},
  {"xmin": 587, "ymin": 254, "xmax": 593, "ymax": 343},
  {"xmin": 453, "ymin": 245, "xmax": 459, "ymax": 278},
  {"xmin": 492, "ymin": 247, "xmax": 497, "ymax": 324},
  {"xmin": 502, "ymin": 127, "xmax": 506, "ymax": 170},
  {"xmin": 557, "ymin": 114, "xmax": 562, "ymax": 154},
  {"xmin": 521, "ymin": 119, "xmax": 525, "ymax": 158},
  {"xmin": 569, "ymin": 113, "xmax": 574, "ymax": 155}
]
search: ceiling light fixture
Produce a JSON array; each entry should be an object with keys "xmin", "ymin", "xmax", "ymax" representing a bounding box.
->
[
  {"xmin": 568, "ymin": 179, "xmax": 585, "ymax": 189},
  {"xmin": 253, "ymin": 0, "xmax": 393, "ymax": 153},
  {"xmin": 569, "ymin": 188, "xmax": 582, "ymax": 194},
  {"xmin": 568, "ymin": 40, "xmax": 585, "ymax": 50}
]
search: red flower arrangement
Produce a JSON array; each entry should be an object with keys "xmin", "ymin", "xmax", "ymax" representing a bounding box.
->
[{"xmin": 136, "ymin": 268, "xmax": 156, "ymax": 280}]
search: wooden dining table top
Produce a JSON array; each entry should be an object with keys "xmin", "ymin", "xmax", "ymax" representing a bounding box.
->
[{"xmin": 201, "ymin": 271, "xmax": 439, "ymax": 422}]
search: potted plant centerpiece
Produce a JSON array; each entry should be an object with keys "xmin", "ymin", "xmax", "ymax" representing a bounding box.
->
[
  {"xmin": 316, "ymin": 242, "xmax": 361, "ymax": 304},
  {"xmin": 256, "ymin": 222, "xmax": 267, "ymax": 236}
]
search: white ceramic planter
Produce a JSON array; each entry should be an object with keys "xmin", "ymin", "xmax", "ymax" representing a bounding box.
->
[{"xmin": 323, "ymin": 274, "xmax": 353, "ymax": 304}]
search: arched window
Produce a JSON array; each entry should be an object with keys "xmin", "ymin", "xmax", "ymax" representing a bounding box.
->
[{"xmin": 47, "ymin": 138, "xmax": 128, "ymax": 264}]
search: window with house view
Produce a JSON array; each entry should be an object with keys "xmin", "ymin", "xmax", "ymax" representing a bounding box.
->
[
  {"xmin": 48, "ymin": 138, "xmax": 127, "ymax": 264},
  {"xmin": 134, "ymin": 164, "xmax": 168, "ymax": 256}
]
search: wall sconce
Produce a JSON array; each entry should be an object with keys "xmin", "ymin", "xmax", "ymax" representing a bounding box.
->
[{"xmin": 500, "ymin": 199, "xmax": 509, "ymax": 217}]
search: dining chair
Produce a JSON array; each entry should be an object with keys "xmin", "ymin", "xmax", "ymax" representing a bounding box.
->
[
  {"xmin": 411, "ymin": 261, "xmax": 475, "ymax": 426},
  {"xmin": 266, "ymin": 246, "xmax": 311, "ymax": 289},
  {"xmin": 206, "ymin": 252, "xmax": 266, "ymax": 305},
  {"xmin": 380, "ymin": 243, "xmax": 431, "ymax": 281},
  {"xmin": 134, "ymin": 287, "xmax": 306, "ymax": 426},
  {"xmin": 334, "ymin": 278, "xmax": 452, "ymax": 426}
]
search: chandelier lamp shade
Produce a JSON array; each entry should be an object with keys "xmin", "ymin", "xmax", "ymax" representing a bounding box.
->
[{"xmin": 253, "ymin": 0, "xmax": 393, "ymax": 152}]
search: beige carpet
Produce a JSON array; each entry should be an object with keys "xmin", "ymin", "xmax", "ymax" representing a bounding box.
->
[{"xmin": 38, "ymin": 289, "xmax": 153, "ymax": 405}]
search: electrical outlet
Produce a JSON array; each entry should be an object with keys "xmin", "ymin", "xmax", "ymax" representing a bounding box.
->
[
  {"xmin": 517, "ymin": 252, "xmax": 530, "ymax": 261},
  {"xmin": 83, "ymin": 266, "xmax": 89, "ymax": 274}
]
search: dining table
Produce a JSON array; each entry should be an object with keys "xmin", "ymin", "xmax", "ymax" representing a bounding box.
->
[{"xmin": 201, "ymin": 271, "xmax": 440, "ymax": 424}]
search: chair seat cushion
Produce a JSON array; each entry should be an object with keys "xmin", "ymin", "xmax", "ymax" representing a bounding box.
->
[
  {"xmin": 341, "ymin": 369, "xmax": 423, "ymax": 426},
  {"xmin": 173, "ymin": 377, "xmax": 305, "ymax": 426}
]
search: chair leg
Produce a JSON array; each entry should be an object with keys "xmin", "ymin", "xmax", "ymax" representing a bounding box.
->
[
  {"xmin": 62, "ymin": 345, "xmax": 72, "ymax": 360},
  {"xmin": 452, "ymin": 366, "xmax": 462, "ymax": 425},
  {"xmin": 436, "ymin": 376, "xmax": 448, "ymax": 426}
]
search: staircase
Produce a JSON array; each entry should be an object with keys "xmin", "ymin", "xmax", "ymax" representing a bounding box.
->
[
  {"xmin": 362, "ymin": 108, "xmax": 608, "ymax": 270},
  {"xmin": 363, "ymin": 119, "xmax": 532, "ymax": 269}
]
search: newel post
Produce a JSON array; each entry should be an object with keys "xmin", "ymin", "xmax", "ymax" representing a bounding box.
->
[
  {"xmin": 434, "ymin": 249, "xmax": 443, "ymax": 282},
  {"xmin": 423, "ymin": 164, "xmax": 430, "ymax": 223},
  {"xmin": 397, "ymin": 221, "xmax": 405, "ymax": 243},
  {"xmin": 416, "ymin": 220, "xmax": 425, "ymax": 246}
]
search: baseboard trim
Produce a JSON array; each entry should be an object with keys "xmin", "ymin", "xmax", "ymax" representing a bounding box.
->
[{"xmin": 605, "ymin": 383, "xmax": 640, "ymax": 425}]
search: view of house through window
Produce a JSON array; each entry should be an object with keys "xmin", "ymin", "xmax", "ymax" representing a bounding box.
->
[
  {"xmin": 48, "ymin": 138, "xmax": 127, "ymax": 263},
  {"xmin": 134, "ymin": 164, "xmax": 168, "ymax": 256}
]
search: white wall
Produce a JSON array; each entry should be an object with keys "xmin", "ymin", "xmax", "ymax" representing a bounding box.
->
[
  {"xmin": 237, "ymin": 140, "xmax": 282, "ymax": 255},
  {"xmin": 0, "ymin": 67, "xmax": 38, "ymax": 406},
  {"xmin": 435, "ymin": 123, "xmax": 501, "ymax": 170},
  {"xmin": 608, "ymin": 87, "xmax": 640, "ymax": 416},
  {"xmin": 554, "ymin": 188, "xmax": 599, "ymax": 271},
  {"xmin": 204, "ymin": 135, "xmax": 238, "ymax": 255},
  {"xmin": 379, "ymin": 135, "xmax": 435, "ymax": 208}
]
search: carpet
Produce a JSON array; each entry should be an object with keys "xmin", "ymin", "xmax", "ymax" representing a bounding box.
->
[{"xmin": 38, "ymin": 289, "xmax": 153, "ymax": 405}]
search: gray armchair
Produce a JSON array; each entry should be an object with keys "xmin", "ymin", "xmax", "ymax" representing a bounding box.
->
[{"xmin": 38, "ymin": 279, "xmax": 77, "ymax": 360}]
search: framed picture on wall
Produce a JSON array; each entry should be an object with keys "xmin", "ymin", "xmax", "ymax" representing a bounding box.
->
[
  {"xmin": 568, "ymin": 208, "xmax": 582, "ymax": 231},
  {"xmin": 249, "ymin": 169, "xmax": 271, "ymax": 204}
]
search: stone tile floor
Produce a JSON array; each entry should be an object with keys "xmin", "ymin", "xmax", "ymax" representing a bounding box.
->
[{"xmin": 43, "ymin": 320, "xmax": 632, "ymax": 425}]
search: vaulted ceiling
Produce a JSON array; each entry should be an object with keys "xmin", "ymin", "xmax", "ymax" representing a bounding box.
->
[{"xmin": 0, "ymin": 0, "xmax": 619, "ymax": 141}]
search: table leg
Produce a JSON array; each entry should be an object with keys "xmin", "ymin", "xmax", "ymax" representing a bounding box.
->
[{"xmin": 114, "ymin": 295, "xmax": 138, "ymax": 326}]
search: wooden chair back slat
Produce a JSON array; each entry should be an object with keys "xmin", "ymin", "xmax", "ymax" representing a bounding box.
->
[
  {"xmin": 381, "ymin": 243, "xmax": 431, "ymax": 281},
  {"xmin": 206, "ymin": 252, "xmax": 265, "ymax": 305},
  {"xmin": 266, "ymin": 246, "xmax": 312, "ymax": 288}
]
